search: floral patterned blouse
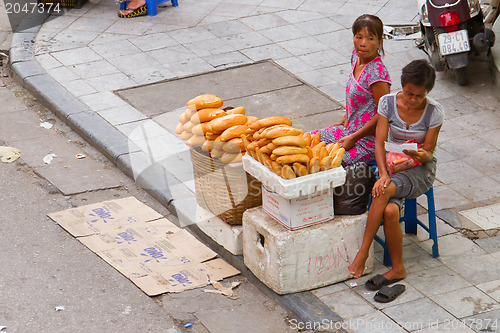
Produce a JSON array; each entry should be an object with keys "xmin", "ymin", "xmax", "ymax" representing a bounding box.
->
[{"xmin": 312, "ymin": 50, "xmax": 391, "ymax": 164}]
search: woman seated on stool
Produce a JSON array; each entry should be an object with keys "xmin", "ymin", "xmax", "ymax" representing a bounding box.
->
[
  {"xmin": 311, "ymin": 14, "xmax": 391, "ymax": 165},
  {"xmin": 348, "ymin": 59, "xmax": 444, "ymax": 288}
]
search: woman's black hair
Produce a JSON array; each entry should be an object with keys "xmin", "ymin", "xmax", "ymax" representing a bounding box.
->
[
  {"xmin": 352, "ymin": 14, "xmax": 385, "ymax": 56},
  {"xmin": 401, "ymin": 59, "xmax": 436, "ymax": 92}
]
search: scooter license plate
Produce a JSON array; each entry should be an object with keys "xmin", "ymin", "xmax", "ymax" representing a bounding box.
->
[{"xmin": 438, "ymin": 30, "xmax": 470, "ymax": 56}]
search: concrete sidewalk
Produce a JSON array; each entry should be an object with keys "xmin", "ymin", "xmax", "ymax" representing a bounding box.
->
[{"xmin": 6, "ymin": 0, "xmax": 500, "ymax": 331}]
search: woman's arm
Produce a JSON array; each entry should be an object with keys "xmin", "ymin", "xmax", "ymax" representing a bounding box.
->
[
  {"xmin": 404, "ymin": 125, "xmax": 442, "ymax": 164},
  {"xmin": 372, "ymin": 114, "xmax": 390, "ymax": 197},
  {"xmin": 339, "ymin": 81, "xmax": 390, "ymax": 150}
]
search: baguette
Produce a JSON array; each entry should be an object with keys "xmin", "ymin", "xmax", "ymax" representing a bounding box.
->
[
  {"xmin": 210, "ymin": 148, "xmax": 224, "ymax": 158},
  {"xmin": 246, "ymin": 116, "xmax": 259, "ymax": 125},
  {"xmin": 260, "ymin": 143, "xmax": 277, "ymax": 155},
  {"xmin": 320, "ymin": 146, "xmax": 329, "ymax": 160},
  {"xmin": 276, "ymin": 154, "xmax": 310, "ymax": 165},
  {"xmin": 331, "ymin": 148, "xmax": 345, "ymax": 168},
  {"xmin": 180, "ymin": 131, "xmax": 193, "ymax": 141},
  {"xmin": 186, "ymin": 94, "xmax": 223, "ymax": 110},
  {"xmin": 179, "ymin": 111, "xmax": 190, "ymax": 124},
  {"xmin": 309, "ymin": 157, "xmax": 320, "ymax": 174},
  {"xmin": 272, "ymin": 146, "xmax": 308, "ymax": 155},
  {"xmin": 220, "ymin": 152, "xmax": 242, "ymax": 164},
  {"xmin": 327, "ymin": 142, "xmax": 340, "ymax": 154},
  {"xmin": 190, "ymin": 108, "xmax": 226, "ymax": 124},
  {"xmin": 186, "ymin": 135, "xmax": 206, "ymax": 146},
  {"xmin": 175, "ymin": 123, "xmax": 184, "ymax": 135},
  {"xmin": 293, "ymin": 162, "xmax": 308, "ymax": 177},
  {"xmin": 271, "ymin": 161, "xmax": 282, "ymax": 176},
  {"xmin": 182, "ymin": 121, "xmax": 195, "ymax": 132},
  {"xmin": 222, "ymin": 138, "xmax": 244, "ymax": 153},
  {"xmin": 311, "ymin": 132, "xmax": 321, "ymax": 147},
  {"xmin": 256, "ymin": 138, "xmax": 273, "ymax": 147},
  {"xmin": 226, "ymin": 106, "xmax": 245, "ymax": 115},
  {"xmin": 320, "ymin": 156, "xmax": 333, "ymax": 171},
  {"xmin": 249, "ymin": 116, "xmax": 293, "ymax": 131},
  {"xmin": 220, "ymin": 124, "xmax": 248, "ymax": 142},
  {"xmin": 263, "ymin": 126, "xmax": 303, "ymax": 139},
  {"xmin": 302, "ymin": 132, "xmax": 312, "ymax": 147},
  {"xmin": 191, "ymin": 122, "xmax": 211, "ymax": 136},
  {"xmin": 272, "ymin": 135, "xmax": 307, "ymax": 147},
  {"xmin": 205, "ymin": 132, "xmax": 220, "ymax": 140},
  {"xmin": 281, "ymin": 164, "xmax": 296, "ymax": 180},
  {"xmin": 241, "ymin": 134, "xmax": 251, "ymax": 150},
  {"xmin": 311, "ymin": 141, "xmax": 326, "ymax": 158},
  {"xmin": 207, "ymin": 114, "xmax": 247, "ymax": 133},
  {"xmin": 201, "ymin": 140, "xmax": 212, "ymax": 152}
]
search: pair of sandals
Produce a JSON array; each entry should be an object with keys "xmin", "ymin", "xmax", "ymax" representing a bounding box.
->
[
  {"xmin": 365, "ymin": 274, "xmax": 405, "ymax": 303},
  {"xmin": 118, "ymin": 3, "xmax": 148, "ymax": 18}
]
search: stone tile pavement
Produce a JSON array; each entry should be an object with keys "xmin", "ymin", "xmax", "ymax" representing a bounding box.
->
[{"xmin": 7, "ymin": 0, "xmax": 500, "ymax": 331}]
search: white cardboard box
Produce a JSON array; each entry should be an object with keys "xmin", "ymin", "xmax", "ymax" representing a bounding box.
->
[
  {"xmin": 243, "ymin": 207, "xmax": 373, "ymax": 295},
  {"xmin": 242, "ymin": 154, "xmax": 346, "ymax": 199},
  {"xmin": 262, "ymin": 184, "xmax": 334, "ymax": 230}
]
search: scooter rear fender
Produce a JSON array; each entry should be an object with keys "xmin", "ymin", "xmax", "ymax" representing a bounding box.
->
[{"xmin": 445, "ymin": 52, "xmax": 468, "ymax": 69}]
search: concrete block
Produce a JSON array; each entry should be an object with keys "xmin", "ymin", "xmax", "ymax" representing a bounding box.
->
[
  {"xmin": 243, "ymin": 207, "xmax": 373, "ymax": 295},
  {"xmin": 196, "ymin": 206, "xmax": 243, "ymax": 255}
]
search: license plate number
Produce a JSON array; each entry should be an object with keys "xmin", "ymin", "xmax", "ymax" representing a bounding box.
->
[{"xmin": 438, "ymin": 30, "xmax": 470, "ymax": 56}]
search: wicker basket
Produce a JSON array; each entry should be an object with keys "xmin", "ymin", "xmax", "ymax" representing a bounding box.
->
[{"xmin": 190, "ymin": 147, "xmax": 262, "ymax": 225}]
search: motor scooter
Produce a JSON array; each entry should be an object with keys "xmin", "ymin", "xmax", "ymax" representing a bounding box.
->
[{"xmin": 417, "ymin": 0, "xmax": 495, "ymax": 85}]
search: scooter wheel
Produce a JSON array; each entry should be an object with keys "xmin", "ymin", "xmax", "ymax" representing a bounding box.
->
[{"xmin": 455, "ymin": 67, "xmax": 468, "ymax": 86}]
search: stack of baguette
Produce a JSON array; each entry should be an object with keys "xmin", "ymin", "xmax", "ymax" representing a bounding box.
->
[
  {"xmin": 241, "ymin": 116, "xmax": 345, "ymax": 179},
  {"xmin": 175, "ymin": 94, "xmax": 258, "ymax": 164}
]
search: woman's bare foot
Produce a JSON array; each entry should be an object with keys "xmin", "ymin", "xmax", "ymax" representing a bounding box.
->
[
  {"xmin": 381, "ymin": 266, "xmax": 406, "ymax": 281},
  {"xmin": 119, "ymin": 0, "xmax": 146, "ymax": 16},
  {"xmin": 348, "ymin": 252, "xmax": 369, "ymax": 278}
]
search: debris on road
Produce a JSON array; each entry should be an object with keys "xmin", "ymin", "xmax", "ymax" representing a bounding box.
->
[
  {"xmin": 55, "ymin": 306, "xmax": 65, "ymax": 311},
  {"xmin": 76, "ymin": 154, "xmax": 86, "ymax": 159},
  {"xmin": 43, "ymin": 153, "xmax": 57, "ymax": 164},
  {"xmin": 0, "ymin": 146, "xmax": 21, "ymax": 163},
  {"xmin": 383, "ymin": 23, "xmax": 421, "ymax": 40},
  {"xmin": 40, "ymin": 121, "xmax": 53, "ymax": 129},
  {"xmin": 204, "ymin": 280, "xmax": 241, "ymax": 299}
]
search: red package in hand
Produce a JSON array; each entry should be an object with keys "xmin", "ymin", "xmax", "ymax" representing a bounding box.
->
[{"xmin": 385, "ymin": 140, "xmax": 422, "ymax": 175}]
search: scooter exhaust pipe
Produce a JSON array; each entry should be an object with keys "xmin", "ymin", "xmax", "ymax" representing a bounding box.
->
[{"xmin": 472, "ymin": 28, "xmax": 496, "ymax": 52}]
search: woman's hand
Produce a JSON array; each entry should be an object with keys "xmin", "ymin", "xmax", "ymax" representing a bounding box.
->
[
  {"xmin": 403, "ymin": 148, "xmax": 432, "ymax": 164},
  {"xmin": 372, "ymin": 174, "xmax": 391, "ymax": 197},
  {"xmin": 338, "ymin": 134, "xmax": 357, "ymax": 151}
]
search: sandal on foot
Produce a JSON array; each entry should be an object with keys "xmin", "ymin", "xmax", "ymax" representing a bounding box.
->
[
  {"xmin": 374, "ymin": 284, "xmax": 405, "ymax": 303},
  {"xmin": 118, "ymin": 4, "xmax": 147, "ymax": 18},
  {"xmin": 365, "ymin": 274, "xmax": 403, "ymax": 291}
]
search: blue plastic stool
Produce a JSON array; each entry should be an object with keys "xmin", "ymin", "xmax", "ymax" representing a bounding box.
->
[
  {"xmin": 374, "ymin": 186, "xmax": 439, "ymax": 266},
  {"xmin": 120, "ymin": 0, "xmax": 178, "ymax": 16},
  {"xmin": 366, "ymin": 160, "xmax": 439, "ymax": 267}
]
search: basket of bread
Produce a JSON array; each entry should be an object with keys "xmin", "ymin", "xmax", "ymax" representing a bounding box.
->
[
  {"xmin": 176, "ymin": 94, "xmax": 261, "ymax": 225},
  {"xmin": 240, "ymin": 116, "xmax": 347, "ymax": 199}
]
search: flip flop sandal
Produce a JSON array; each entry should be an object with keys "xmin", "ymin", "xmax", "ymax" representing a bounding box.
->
[
  {"xmin": 118, "ymin": 4, "xmax": 148, "ymax": 18},
  {"xmin": 365, "ymin": 274, "xmax": 403, "ymax": 291},
  {"xmin": 374, "ymin": 284, "xmax": 405, "ymax": 303}
]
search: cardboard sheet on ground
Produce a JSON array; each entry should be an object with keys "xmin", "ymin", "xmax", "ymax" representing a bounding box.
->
[{"xmin": 47, "ymin": 197, "xmax": 239, "ymax": 295}]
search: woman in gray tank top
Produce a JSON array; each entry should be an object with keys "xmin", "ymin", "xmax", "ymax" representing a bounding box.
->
[{"xmin": 348, "ymin": 60, "xmax": 444, "ymax": 289}]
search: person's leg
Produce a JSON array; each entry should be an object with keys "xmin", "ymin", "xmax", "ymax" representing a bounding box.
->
[
  {"xmin": 381, "ymin": 202, "xmax": 406, "ymax": 280},
  {"xmin": 348, "ymin": 182, "xmax": 397, "ymax": 278}
]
